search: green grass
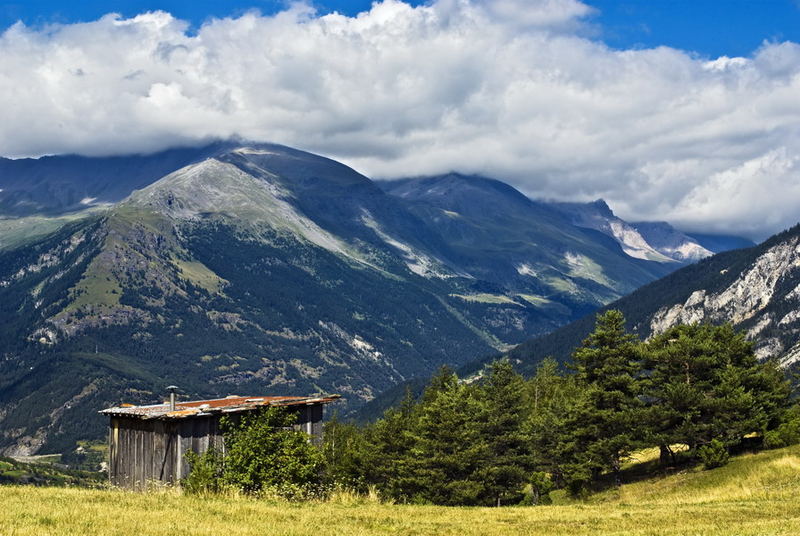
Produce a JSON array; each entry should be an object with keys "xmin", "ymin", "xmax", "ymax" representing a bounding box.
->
[
  {"xmin": 564, "ymin": 253, "xmax": 613, "ymax": 288},
  {"xmin": 111, "ymin": 205, "xmax": 172, "ymax": 235},
  {"xmin": 173, "ymin": 258, "xmax": 226, "ymax": 293},
  {"xmin": 515, "ymin": 294, "xmax": 552, "ymax": 306},
  {"xmin": 606, "ymin": 445, "xmax": 800, "ymax": 506},
  {"xmin": 544, "ymin": 275, "xmax": 581, "ymax": 295},
  {"xmin": 66, "ymin": 267, "xmax": 122, "ymax": 310},
  {"xmin": 0, "ymin": 457, "xmax": 104, "ymax": 488},
  {"xmin": 449, "ymin": 293, "xmax": 520, "ymax": 305},
  {"xmin": 0, "ymin": 209, "xmax": 105, "ymax": 251},
  {"xmin": 76, "ymin": 440, "xmax": 108, "ymax": 455},
  {"xmin": 2, "ymin": 445, "xmax": 800, "ymax": 535},
  {"xmin": 8, "ymin": 455, "xmax": 62, "ymax": 465}
]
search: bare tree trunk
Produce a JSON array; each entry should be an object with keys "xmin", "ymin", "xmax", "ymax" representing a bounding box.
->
[{"xmin": 659, "ymin": 444, "xmax": 673, "ymax": 466}]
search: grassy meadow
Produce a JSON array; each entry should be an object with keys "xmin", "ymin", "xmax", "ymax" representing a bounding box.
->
[{"xmin": 2, "ymin": 445, "xmax": 800, "ymax": 535}]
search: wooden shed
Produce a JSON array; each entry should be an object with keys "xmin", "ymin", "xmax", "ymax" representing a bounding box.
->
[{"xmin": 100, "ymin": 394, "xmax": 340, "ymax": 490}]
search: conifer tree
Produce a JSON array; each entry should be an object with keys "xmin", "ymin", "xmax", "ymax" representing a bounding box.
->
[
  {"xmin": 421, "ymin": 365, "xmax": 457, "ymax": 404},
  {"xmin": 480, "ymin": 359, "xmax": 533, "ymax": 506},
  {"xmin": 525, "ymin": 358, "xmax": 584, "ymax": 486},
  {"xmin": 365, "ymin": 387, "xmax": 419, "ymax": 501},
  {"xmin": 409, "ymin": 370, "xmax": 490, "ymax": 505},
  {"xmin": 643, "ymin": 323, "xmax": 791, "ymax": 460},
  {"xmin": 568, "ymin": 310, "xmax": 643, "ymax": 488}
]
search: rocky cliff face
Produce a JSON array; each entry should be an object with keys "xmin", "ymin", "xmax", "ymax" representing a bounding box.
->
[
  {"xmin": 649, "ymin": 233, "xmax": 800, "ymax": 365},
  {"xmin": 497, "ymin": 224, "xmax": 800, "ymax": 378},
  {"xmin": 552, "ymin": 200, "xmax": 714, "ymax": 263}
]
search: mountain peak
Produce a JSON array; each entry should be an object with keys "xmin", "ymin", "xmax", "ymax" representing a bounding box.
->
[
  {"xmin": 217, "ymin": 143, "xmax": 376, "ymax": 192},
  {"xmin": 380, "ymin": 173, "xmax": 535, "ymax": 215},
  {"xmin": 588, "ymin": 199, "xmax": 614, "ymax": 217},
  {"xmin": 551, "ymin": 200, "xmax": 708, "ymax": 263}
]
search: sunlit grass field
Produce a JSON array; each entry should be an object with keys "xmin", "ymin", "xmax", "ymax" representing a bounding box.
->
[{"xmin": 2, "ymin": 445, "xmax": 800, "ymax": 535}]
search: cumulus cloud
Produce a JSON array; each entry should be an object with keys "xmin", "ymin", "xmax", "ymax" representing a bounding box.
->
[{"xmin": 0, "ymin": 0, "xmax": 799, "ymax": 239}]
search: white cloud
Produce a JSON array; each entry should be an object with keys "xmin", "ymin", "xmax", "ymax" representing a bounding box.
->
[
  {"xmin": 0, "ymin": 0, "xmax": 799, "ymax": 239},
  {"xmin": 669, "ymin": 148, "xmax": 800, "ymax": 237}
]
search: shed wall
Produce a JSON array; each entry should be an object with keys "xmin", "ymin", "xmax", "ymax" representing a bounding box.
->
[{"xmin": 108, "ymin": 404, "xmax": 326, "ymax": 490}]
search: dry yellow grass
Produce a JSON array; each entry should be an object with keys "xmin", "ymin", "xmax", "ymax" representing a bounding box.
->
[{"xmin": 2, "ymin": 445, "xmax": 800, "ymax": 536}]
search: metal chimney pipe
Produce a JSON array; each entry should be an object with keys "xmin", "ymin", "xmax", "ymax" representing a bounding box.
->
[{"xmin": 167, "ymin": 385, "xmax": 179, "ymax": 411}]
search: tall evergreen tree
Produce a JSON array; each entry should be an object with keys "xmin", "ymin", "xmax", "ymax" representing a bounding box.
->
[
  {"xmin": 420, "ymin": 365, "xmax": 457, "ymax": 404},
  {"xmin": 409, "ymin": 371, "xmax": 491, "ymax": 505},
  {"xmin": 525, "ymin": 358, "xmax": 584, "ymax": 486},
  {"xmin": 480, "ymin": 359, "xmax": 534, "ymax": 506},
  {"xmin": 365, "ymin": 387, "xmax": 419, "ymax": 501},
  {"xmin": 569, "ymin": 310, "xmax": 644, "ymax": 488}
]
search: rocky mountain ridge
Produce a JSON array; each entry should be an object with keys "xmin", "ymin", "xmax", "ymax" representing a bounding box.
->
[
  {"xmin": 647, "ymin": 231, "xmax": 800, "ymax": 365},
  {"xmin": 495, "ymin": 223, "xmax": 800, "ymax": 377},
  {"xmin": 551, "ymin": 199, "xmax": 714, "ymax": 263}
]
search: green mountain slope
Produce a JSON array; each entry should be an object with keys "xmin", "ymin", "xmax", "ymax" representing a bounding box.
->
[
  {"xmin": 0, "ymin": 144, "xmax": 708, "ymax": 455},
  {"xmin": 383, "ymin": 174, "xmax": 674, "ymax": 300}
]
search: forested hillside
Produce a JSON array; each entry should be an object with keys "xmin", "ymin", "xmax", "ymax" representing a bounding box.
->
[
  {"xmin": 325, "ymin": 314, "xmax": 796, "ymax": 505},
  {"xmin": 487, "ymin": 224, "xmax": 800, "ymax": 377},
  {"xmin": 0, "ymin": 142, "xmax": 757, "ymax": 456},
  {"xmin": 0, "ymin": 143, "xmax": 688, "ymax": 456}
]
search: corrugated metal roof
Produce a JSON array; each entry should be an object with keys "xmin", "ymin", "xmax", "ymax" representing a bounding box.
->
[{"xmin": 99, "ymin": 394, "xmax": 341, "ymax": 420}]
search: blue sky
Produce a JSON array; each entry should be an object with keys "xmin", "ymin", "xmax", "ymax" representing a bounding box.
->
[
  {"xmin": 590, "ymin": 0, "xmax": 800, "ymax": 58},
  {"xmin": 2, "ymin": 0, "xmax": 799, "ymax": 58}
]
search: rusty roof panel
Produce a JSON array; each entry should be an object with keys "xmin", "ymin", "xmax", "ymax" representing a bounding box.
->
[{"xmin": 99, "ymin": 394, "xmax": 340, "ymax": 420}]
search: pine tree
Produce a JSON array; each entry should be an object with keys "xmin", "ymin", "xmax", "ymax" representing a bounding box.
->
[
  {"xmin": 525, "ymin": 357, "xmax": 584, "ymax": 487},
  {"xmin": 409, "ymin": 371, "xmax": 491, "ymax": 505},
  {"xmin": 480, "ymin": 359, "xmax": 533, "ymax": 506},
  {"xmin": 643, "ymin": 323, "xmax": 791, "ymax": 460},
  {"xmin": 421, "ymin": 365, "xmax": 457, "ymax": 404},
  {"xmin": 364, "ymin": 386, "xmax": 419, "ymax": 501},
  {"xmin": 568, "ymin": 310, "xmax": 644, "ymax": 488}
]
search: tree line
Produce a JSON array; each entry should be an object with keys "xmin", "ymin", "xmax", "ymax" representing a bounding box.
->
[{"xmin": 186, "ymin": 311, "xmax": 800, "ymax": 505}]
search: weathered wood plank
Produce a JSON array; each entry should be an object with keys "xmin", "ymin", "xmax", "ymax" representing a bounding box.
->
[{"xmin": 106, "ymin": 403, "xmax": 330, "ymax": 489}]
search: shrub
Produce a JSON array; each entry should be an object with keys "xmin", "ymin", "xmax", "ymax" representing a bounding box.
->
[
  {"xmin": 764, "ymin": 406, "xmax": 800, "ymax": 449},
  {"xmin": 698, "ymin": 439, "xmax": 730, "ymax": 470},
  {"xmin": 523, "ymin": 472, "xmax": 553, "ymax": 505},
  {"xmin": 183, "ymin": 448, "xmax": 224, "ymax": 495},
  {"xmin": 221, "ymin": 407, "xmax": 323, "ymax": 499},
  {"xmin": 182, "ymin": 407, "xmax": 323, "ymax": 499}
]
